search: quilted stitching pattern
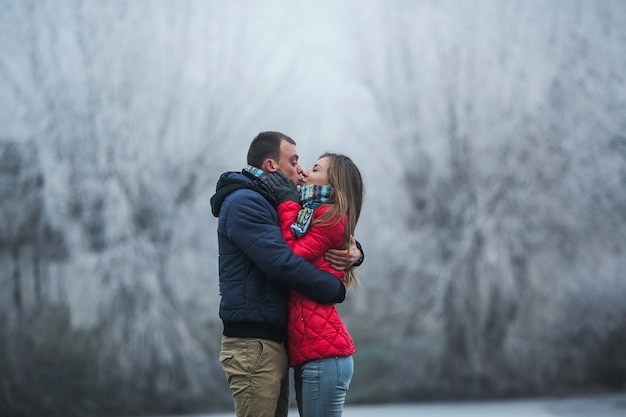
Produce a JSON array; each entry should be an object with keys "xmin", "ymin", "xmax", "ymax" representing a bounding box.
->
[
  {"xmin": 288, "ymin": 291, "xmax": 356, "ymax": 367},
  {"xmin": 277, "ymin": 201, "xmax": 357, "ymax": 366}
]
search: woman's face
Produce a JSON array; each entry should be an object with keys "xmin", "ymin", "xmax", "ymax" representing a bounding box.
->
[{"xmin": 303, "ymin": 156, "xmax": 330, "ymax": 186}]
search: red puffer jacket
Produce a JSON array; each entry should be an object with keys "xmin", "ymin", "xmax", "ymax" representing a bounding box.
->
[{"xmin": 277, "ymin": 201, "xmax": 357, "ymax": 367}]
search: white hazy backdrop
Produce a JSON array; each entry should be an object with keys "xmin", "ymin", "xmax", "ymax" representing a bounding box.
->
[{"xmin": 1, "ymin": 1, "xmax": 625, "ymax": 416}]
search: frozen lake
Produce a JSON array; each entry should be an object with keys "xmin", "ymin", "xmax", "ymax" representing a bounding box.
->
[{"xmin": 186, "ymin": 393, "xmax": 626, "ymax": 417}]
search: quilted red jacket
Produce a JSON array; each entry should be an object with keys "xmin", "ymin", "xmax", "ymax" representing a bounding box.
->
[{"xmin": 277, "ymin": 201, "xmax": 357, "ymax": 367}]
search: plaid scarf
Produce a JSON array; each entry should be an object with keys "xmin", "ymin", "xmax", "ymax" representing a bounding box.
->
[
  {"xmin": 243, "ymin": 165, "xmax": 268, "ymax": 182},
  {"xmin": 290, "ymin": 184, "xmax": 332, "ymax": 238},
  {"xmin": 241, "ymin": 164, "xmax": 275, "ymax": 199}
]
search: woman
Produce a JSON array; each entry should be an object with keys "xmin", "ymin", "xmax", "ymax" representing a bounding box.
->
[{"xmin": 269, "ymin": 152, "xmax": 364, "ymax": 417}]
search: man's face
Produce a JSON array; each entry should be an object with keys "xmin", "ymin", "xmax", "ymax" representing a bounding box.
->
[{"xmin": 276, "ymin": 140, "xmax": 304, "ymax": 184}]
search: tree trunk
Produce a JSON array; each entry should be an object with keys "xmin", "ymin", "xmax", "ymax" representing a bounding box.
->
[
  {"xmin": 33, "ymin": 241, "xmax": 42, "ymax": 303},
  {"xmin": 11, "ymin": 246, "xmax": 22, "ymax": 317}
]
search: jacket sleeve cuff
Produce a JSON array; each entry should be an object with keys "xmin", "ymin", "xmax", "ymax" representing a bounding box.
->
[
  {"xmin": 334, "ymin": 281, "xmax": 346, "ymax": 304},
  {"xmin": 353, "ymin": 240, "xmax": 364, "ymax": 267}
]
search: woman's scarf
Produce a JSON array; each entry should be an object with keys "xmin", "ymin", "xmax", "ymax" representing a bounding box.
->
[
  {"xmin": 290, "ymin": 184, "xmax": 332, "ymax": 238},
  {"xmin": 242, "ymin": 166, "xmax": 332, "ymax": 237}
]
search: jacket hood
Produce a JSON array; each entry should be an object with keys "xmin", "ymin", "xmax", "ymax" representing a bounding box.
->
[
  {"xmin": 210, "ymin": 171, "xmax": 276, "ymax": 217},
  {"xmin": 210, "ymin": 172, "xmax": 250, "ymax": 217}
]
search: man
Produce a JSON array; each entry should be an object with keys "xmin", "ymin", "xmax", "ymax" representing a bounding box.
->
[{"xmin": 210, "ymin": 131, "xmax": 363, "ymax": 417}]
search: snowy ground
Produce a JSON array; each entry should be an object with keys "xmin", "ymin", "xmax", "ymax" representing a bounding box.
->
[{"xmin": 184, "ymin": 393, "xmax": 626, "ymax": 417}]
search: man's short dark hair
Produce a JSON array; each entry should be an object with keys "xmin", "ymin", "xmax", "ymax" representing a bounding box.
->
[{"xmin": 247, "ymin": 131, "xmax": 296, "ymax": 168}]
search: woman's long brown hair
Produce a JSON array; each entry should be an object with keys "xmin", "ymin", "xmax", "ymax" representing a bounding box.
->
[{"xmin": 314, "ymin": 153, "xmax": 363, "ymax": 288}]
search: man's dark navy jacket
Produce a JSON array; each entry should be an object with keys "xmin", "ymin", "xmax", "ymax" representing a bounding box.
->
[{"xmin": 210, "ymin": 171, "xmax": 345, "ymax": 342}]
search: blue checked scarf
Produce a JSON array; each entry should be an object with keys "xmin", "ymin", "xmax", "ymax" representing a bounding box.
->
[
  {"xmin": 243, "ymin": 165, "xmax": 269, "ymax": 182},
  {"xmin": 242, "ymin": 164, "xmax": 273, "ymax": 197},
  {"xmin": 290, "ymin": 184, "xmax": 332, "ymax": 238}
]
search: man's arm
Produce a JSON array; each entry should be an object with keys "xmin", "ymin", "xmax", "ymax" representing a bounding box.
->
[
  {"xmin": 227, "ymin": 191, "xmax": 345, "ymax": 304},
  {"xmin": 325, "ymin": 236, "xmax": 364, "ymax": 270}
]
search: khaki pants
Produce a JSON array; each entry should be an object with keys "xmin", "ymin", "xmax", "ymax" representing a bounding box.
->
[{"xmin": 219, "ymin": 336, "xmax": 289, "ymax": 417}]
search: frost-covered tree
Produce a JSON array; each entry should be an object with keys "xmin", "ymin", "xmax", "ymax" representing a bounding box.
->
[
  {"xmin": 351, "ymin": 0, "xmax": 626, "ymax": 395},
  {"xmin": 1, "ymin": 0, "xmax": 309, "ymax": 413},
  {"xmin": 0, "ymin": 141, "xmax": 44, "ymax": 317},
  {"xmin": 2, "ymin": 0, "xmax": 625, "ymax": 412}
]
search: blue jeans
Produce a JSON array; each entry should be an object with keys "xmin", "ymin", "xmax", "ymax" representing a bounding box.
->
[{"xmin": 293, "ymin": 356, "xmax": 354, "ymax": 417}]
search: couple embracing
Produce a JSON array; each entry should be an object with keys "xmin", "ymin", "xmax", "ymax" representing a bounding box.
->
[{"xmin": 210, "ymin": 131, "xmax": 365, "ymax": 417}]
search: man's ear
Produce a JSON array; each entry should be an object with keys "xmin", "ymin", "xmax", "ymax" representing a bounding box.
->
[{"xmin": 264, "ymin": 159, "xmax": 279, "ymax": 172}]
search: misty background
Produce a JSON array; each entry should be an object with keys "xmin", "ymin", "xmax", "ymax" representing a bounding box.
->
[{"xmin": 1, "ymin": 1, "xmax": 625, "ymax": 416}]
